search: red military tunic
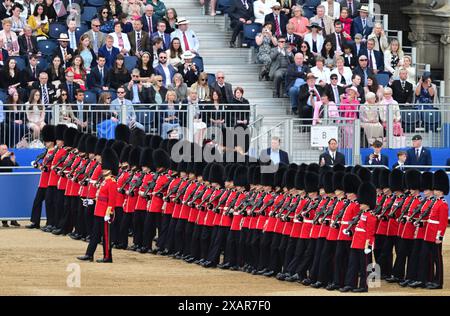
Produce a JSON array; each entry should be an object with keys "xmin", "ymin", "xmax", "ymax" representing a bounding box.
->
[
  {"xmin": 281, "ymin": 196, "xmax": 298, "ymax": 236},
  {"xmin": 319, "ymin": 198, "xmax": 337, "ymax": 238},
  {"xmin": 310, "ymin": 197, "xmax": 330, "ymax": 239},
  {"xmin": 65, "ymin": 155, "xmax": 81, "ymax": 196},
  {"xmin": 148, "ymin": 173, "xmax": 170, "ymax": 213},
  {"xmin": 87, "ymin": 164, "xmax": 102, "ymax": 199},
  {"xmin": 162, "ymin": 177, "xmax": 181, "ymax": 216},
  {"xmin": 219, "ymin": 191, "xmax": 238, "ymax": 227},
  {"xmin": 94, "ymin": 177, "xmax": 118, "ymax": 217},
  {"xmin": 71, "ymin": 158, "xmax": 88, "ymax": 196},
  {"xmin": 48, "ymin": 147, "xmax": 66, "ymax": 187},
  {"xmin": 424, "ymin": 198, "xmax": 448, "ymax": 243},
  {"xmin": 300, "ymin": 197, "xmax": 321, "ymax": 239},
  {"xmin": 256, "ymin": 193, "xmax": 274, "ymax": 230},
  {"xmin": 123, "ymin": 171, "xmax": 142, "ymax": 213},
  {"xmin": 386, "ymin": 195, "xmax": 405, "ymax": 237},
  {"xmin": 375, "ymin": 195, "xmax": 394, "ymax": 236},
  {"xmin": 180, "ymin": 181, "xmax": 199, "ymax": 220},
  {"xmin": 80, "ymin": 160, "xmax": 98, "ymax": 198},
  {"xmin": 135, "ymin": 172, "xmax": 153, "ymax": 210},
  {"xmin": 399, "ymin": 196, "xmax": 421, "ymax": 239},
  {"xmin": 195, "ymin": 186, "xmax": 211, "ymax": 225},
  {"xmin": 248, "ymin": 192, "xmax": 264, "ymax": 230},
  {"xmin": 326, "ymin": 199, "xmax": 346, "ymax": 241},
  {"xmin": 290, "ymin": 198, "xmax": 309, "ymax": 238},
  {"xmin": 337, "ymin": 201, "xmax": 360, "ymax": 241},
  {"xmin": 351, "ymin": 210, "xmax": 377, "ymax": 249},
  {"xmin": 230, "ymin": 192, "xmax": 247, "ymax": 231},
  {"xmin": 171, "ymin": 179, "xmax": 189, "ymax": 219},
  {"xmin": 414, "ymin": 198, "xmax": 434, "ymax": 240},
  {"xmin": 274, "ymin": 195, "xmax": 292, "ymax": 234},
  {"xmin": 38, "ymin": 148, "xmax": 55, "ymax": 188},
  {"xmin": 187, "ymin": 184, "xmax": 204, "ymax": 224},
  {"xmin": 266, "ymin": 194, "xmax": 288, "ymax": 233},
  {"xmin": 204, "ymin": 188, "xmax": 222, "ymax": 227},
  {"xmin": 115, "ymin": 169, "xmax": 130, "ymax": 208}
]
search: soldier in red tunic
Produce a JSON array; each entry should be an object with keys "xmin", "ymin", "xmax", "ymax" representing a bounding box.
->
[
  {"xmin": 410, "ymin": 169, "xmax": 449, "ymax": 289},
  {"xmin": 77, "ymin": 147, "xmax": 119, "ymax": 263}
]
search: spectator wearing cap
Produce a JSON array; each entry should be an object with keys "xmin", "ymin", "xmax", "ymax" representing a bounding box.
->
[
  {"xmin": 269, "ymin": 35, "xmax": 294, "ymax": 98},
  {"xmin": 142, "ymin": 5, "xmax": 159, "ymax": 36},
  {"xmin": 353, "ymin": 54, "xmax": 373, "ymax": 87},
  {"xmin": 310, "ymin": 5, "xmax": 335, "ymax": 36},
  {"xmin": 129, "ymin": 18, "xmax": 152, "ymax": 57},
  {"xmin": 151, "ymin": 20, "xmax": 171, "ymax": 51},
  {"xmin": 178, "ymin": 51, "xmax": 199, "ymax": 87},
  {"xmin": 405, "ymin": 135, "xmax": 432, "ymax": 169},
  {"xmin": 228, "ymin": 0, "xmax": 255, "ymax": 48},
  {"xmin": 53, "ymin": 33, "xmax": 75, "ymax": 69},
  {"xmin": 298, "ymin": 73, "xmax": 323, "ymax": 123},
  {"xmin": 325, "ymin": 73, "xmax": 345, "ymax": 104},
  {"xmin": 351, "ymin": 4, "xmax": 373, "ymax": 39},
  {"xmin": 265, "ymin": 2, "xmax": 288, "ymax": 37},
  {"xmin": 170, "ymin": 17, "xmax": 199, "ymax": 53},
  {"xmin": 286, "ymin": 52, "xmax": 310, "ymax": 115},
  {"xmin": 364, "ymin": 140, "xmax": 389, "ymax": 167},
  {"xmin": 304, "ymin": 22, "xmax": 325, "ymax": 56},
  {"xmin": 98, "ymin": 35, "xmax": 120, "ymax": 70}
]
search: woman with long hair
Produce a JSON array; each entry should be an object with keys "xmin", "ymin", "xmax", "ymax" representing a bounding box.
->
[
  {"xmin": 162, "ymin": 8, "xmax": 178, "ymax": 33},
  {"xmin": 384, "ymin": 39, "xmax": 404, "ymax": 77},
  {"xmin": 26, "ymin": 89, "xmax": 46, "ymax": 139},
  {"xmin": 166, "ymin": 37, "xmax": 183, "ymax": 68},
  {"xmin": 137, "ymin": 51, "xmax": 155, "ymax": 84},
  {"xmin": 160, "ymin": 90, "xmax": 181, "ymax": 138},
  {"xmin": 98, "ymin": 6, "xmax": 113, "ymax": 26},
  {"xmin": 231, "ymin": 87, "xmax": 250, "ymax": 127},
  {"xmin": 364, "ymin": 75, "xmax": 384, "ymax": 102},
  {"xmin": 46, "ymin": 55, "xmax": 65, "ymax": 87},
  {"xmin": 10, "ymin": 4, "xmax": 26, "ymax": 35},
  {"xmin": 66, "ymin": 55, "xmax": 87, "ymax": 90},
  {"xmin": 76, "ymin": 34, "xmax": 97, "ymax": 72},
  {"xmin": 190, "ymin": 72, "xmax": 210, "ymax": 102},
  {"xmin": 168, "ymin": 73, "xmax": 187, "ymax": 103},
  {"xmin": 1, "ymin": 58, "xmax": 23, "ymax": 90},
  {"xmin": 203, "ymin": 89, "xmax": 226, "ymax": 128},
  {"xmin": 108, "ymin": 54, "xmax": 131, "ymax": 89},
  {"xmin": 105, "ymin": 0, "xmax": 122, "ymax": 19},
  {"xmin": 27, "ymin": 4, "xmax": 49, "ymax": 38},
  {"xmin": 44, "ymin": 0, "xmax": 57, "ymax": 22},
  {"xmin": 4, "ymin": 87, "xmax": 26, "ymax": 147},
  {"xmin": 57, "ymin": 88, "xmax": 77, "ymax": 128},
  {"xmin": 368, "ymin": 22, "xmax": 389, "ymax": 53},
  {"xmin": 300, "ymin": 41, "xmax": 315, "ymax": 68},
  {"xmin": 338, "ymin": 7, "xmax": 352, "ymax": 40},
  {"xmin": 320, "ymin": 39, "xmax": 335, "ymax": 69}
]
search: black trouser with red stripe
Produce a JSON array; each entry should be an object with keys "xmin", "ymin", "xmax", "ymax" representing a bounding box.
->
[
  {"xmin": 296, "ymin": 238, "xmax": 317, "ymax": 280},
  {"xmin": 418, "ymin": 241, "xmax": 443, "ymax": 286},
  {"xmin": 379, "ymin": 236, "xmax": 399, "ymax": 278},
  {"xmin": 74, "ymin": 198, "xmax": 86, "ymax": 237},
  {"xmin": 318, "ymin": 240, "xmax": 337, "ymax": 284},
  {"xmin": 143, "ymin": 212, "xmax": 161, "ymax": 250},
  {"xmin": 344, "ymin": 248, "xmax": 371, "ymax": 289},
  {"xmin": 267, "ymin": 233, "xmax": 282, "ymax": 273},
  {"xmin": 119, "ymin": 212, "xmax": 133, "ymax": 247},
  {"xmin": 86, "ymin": 216, "xmax": 112, "ymax": 261},
  {"xmin": 224, "ymin": 230, "xmax": 240, "ymax": 266},
  {"xmin": 30, "ymin": 187, "xmax": 46, "ymax": 225},
  {"xmin": 111, "ymin": 207, "xmax": 123, "ymax": 245},
  {"xmin": 132, "ymin": 210, "xmax": 146, "ymax": 248},
  {"xmin": 200, "ymin": 225, "xmax": 213, "ymax": 260},
  {"xmin": 44, "ymin": 186, "xmax": 57, "ymax": 227},
  {"xmin": 392, "ymin": 238, "xmax": 414, "ymax": 280},
  {"xmin": 54, "ymin": 189, "xmax": 65, "ymax": 229},
  {"xmin": 85, "ymin": 201, "xmax": 95, "ymax": 238},
  {"xmin": 258, "ymin": 231, "xmax": 274, "ymax": 271},
  {"xmin": 405, "ymin": 239, "xmax": 423, "ymax": 281},
  {"xmin": 157, "ymin": 213, "xmax": 172, "ymax": 249},
  {"xmin": 189, "ymin": 224, "xmax": 203, "ymax": 260},
  {"xmin": 69, "ymin": 196, "xmax": 79, "ymax": 234},
  {"xmin": 244, "ymin": 228, "xmax": 255, "ymax": 267},
  {"xmin": 277, "ymin": 235, "xmax": 289, "ymax": 271},
  {"xmin": 237, "ymin": 228, "xmax": 249, "ymax": 267},
  {"xmin": 309, "ymin": 237, "xmax": 326, "ymax": 282},
  {"xmin": 333, "ymin": 240, "xmax": 351, "ymax": 287}
]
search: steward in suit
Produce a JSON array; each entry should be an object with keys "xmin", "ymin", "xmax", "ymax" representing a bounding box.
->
[{"xmin": 319, "ymin": 138, "xmax": 346, "ymax": 167}]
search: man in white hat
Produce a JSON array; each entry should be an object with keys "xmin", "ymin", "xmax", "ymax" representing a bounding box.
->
[
  {"xmin": 170, "ymin": 17, "xmax": 199, "ymax": 53},
  {"xmin": 53, "ymin": 33, "xmax": 74, "ymax": 69},
  {"xmin": 178, "ymin": 51, "xmax": 199, "ymax": 87},
  {"xmin": 264, "ymin": 2, "xmax": 288, "ymax": 37},
  {"xmin": 351, "ymin": 5, "xmax": 373, "ymax": 40}
]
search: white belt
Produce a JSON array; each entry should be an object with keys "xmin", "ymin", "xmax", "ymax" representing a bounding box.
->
[
  {"xmin": 341, "ymin": 221, "xmax": 350, "ymax": 225},
  {"xmin": 428, "ymin": 219, "xmax": 439, "ymax": 225},
  {"xmin": 355, "ymin": 227, "xmax": 366, "ymax": 232},
  {"xmin": 303, "ymin": 220, "xmax": 313, "ymax": 224},
  {"xmin": 89, "ymin": 179, "xmax": 97, "ymax": 184}
]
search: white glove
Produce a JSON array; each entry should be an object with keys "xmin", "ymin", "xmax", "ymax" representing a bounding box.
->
[
  {"xmin": 104, "ymin": 214, "xmax": 110, "ymax": 222},
  {"xmin": 82, "ymin": 199, "xmax": 88, "ymax": 207},
  {"xmin": 364, "ymin": 246, "xmax": 372, "ymax": 255}
]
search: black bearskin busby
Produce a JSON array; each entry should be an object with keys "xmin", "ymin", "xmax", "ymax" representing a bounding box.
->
[
  {"xmin": 260, "ymin": 170, "xmax": 274, "ymax": 187},
  {"xmin": 203, "ymin": 163, "xmax": 214, "ymax": 182},
  {"xmin": 77, "ymin": 134, "xmax": 87, "ymax": 152},
  {"xmin": 63, "ymin": 127, "xmax": 78, "ymax": 148},
  {"xmin": 389, "ymin": 169, "xmax": 404, "ymax": 192},
  {"xmin": 130, "ymin": 128, "xmax": 145, "ymax": 147},
  {"xmin": 209, "ymin": 163, "xmax": 225, "ymax": 186},
  {"xmin": 405, "ymin": 169, "xmax": 421, "ymax": 191},
  {"xmin": 421, "ymin": 172, "xmax": 433, "ymax": 192},
  {"xmin": 307, "ymin": 163, "xmax": 320, "ymax": 174},
  {"xmin": 153, "ymin": 148, "xmax": 170, "ymax": 170},
  {"xmin": 323, "ymin": 171, "xmax": 334, "ymax": 194},
  {"xmin": 234, "ymin": 166, "xmax": 249, "ymax": 188},
  {"xmin": 55, "ymin": 124, "xmax": 67, "ymax": 141},
  {"xmin": 433, "ymin": 170, "xmax": 449, "ymax": 195},
  {"xmin": 150, "ymin": 135, "xmax": 163, "ymax": 150},
  {"xmin": 371, "ymin": 167, "xmax": 381, "ymax": 189},
  {"xmin": 115, "ymin": 124, "xmax": 131, "ymax": 143},
  {"xmin": 295, "ymin": 170, "xmax": 306, "ymax": 190},
  {"xmin": 305, "ymin": 172, "xmax": 319, "ymax": 193},
  {"xmin": 101, "ymin": 147, "xmax": 119, "ymax": 176},
  {"xmin": 94, "ymin": 138, "xmax": 108, "ymax": 156},
  {"xmin": 357, "ymin": 167, "xmax": 372, "ymax": 183},
  {"xmin": 357, "ymin": 182, "xmax": 377, "ymax": 210},
  {"xmin": 379, "ymin": 168, "xmax": 391, "ymax": 189},
  {"xmin": 111, "ymin": 141, "xmax": 126, "ymax": 158},
  {"xmin": 343, "ymin": 173, "xmax": 361, "ymax": 194},
  {"xmin": 333, "ymin": 171, "xmax": 345, "ymax": 192},
  {"xmin": 140, "ymin": 148, "xmax": 153, "ymax": 169},
  {"xmin": 275, "ymin": 166, "xmax": 287, "ymax": 188},
  {"xmin": 85, "ymin": 135, "xmax": 98, "ymax": 155},
  {"xmin": 120, "ymin": 145, "xmax": 131, "ymax": 164},
  {"xmin": 333, "ymin": 163, "xmax": 346, "ymax": 172},
  {"xmin": 128, "ymin": 147, "xmax": 141, "ymax": 167},
  {"xmin": 283, "ymin": 168, "xmax": 297, "ymax": 190},
  {"xmin": 41, "ymin": 125, "xmax": 56, "ymax": 143}
]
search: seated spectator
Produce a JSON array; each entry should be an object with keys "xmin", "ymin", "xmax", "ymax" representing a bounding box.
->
[
  {"xmin": 351, "ymin": 5, "xmax": 372, "ymax": 40},
  {"xmin": 405, "ymin": 134, "xmax": 432, "ymax": 169},
  {"xmin": 264, "ymin": 2, "xmax": 288, "ymax": 37},
  {"xmin": 326, "ymin": 20, "xmax": 349, "ymax": 55},
  {"xmin": 390, "ymin": 68, "xmax": 414, "ymax": 106},
  {"xmin": 18, "ymin": 25, "xmax": 39, "ymax": 57},
  {"xmin": 318, "ymin": 91, "xmax": 340, "ymax": 122},
  {"xmin": 392, "ymin": 150, "xmax": 407, "ymax": 171},
  {"xmin": 353, "ymin": 33, "xmax": 365, "ymax": 56},
  {"xmin": 299, "ymin": 41, "xmax": 315, "ymax": 68},
  {"xmin": 311, "ymin": 56, "xmax": 331, "ymax": 88},
  {"xmin": 269, "ymin": 36, "xmax": 294, "ymax": 98},
  {"xmin": 125, "ymin": 68, "xmax": 149, "ymax": 104},
  {"xmin": 298, "ymin": 73, "xmax": 323, "ymax": 124},
  {"xmin": 32, "ymin": 71, "xmax": 57, "ymax": 106},
  {"xmin": 160, "ymin": 90, "xmax": 181, "ymax": 138},
  {"xmin": 61, "ymin": 70, "xmax": 81, "ymax": 103},
  {"xmin": 27, "ymin": 4, "xmax": 49, "ymax": 39},
  {"xmin": 106, "ymin": 0, "xmax": 123, "ymax": 19},
  {"xmin": 285, "ymin": 22, "xmax": 302, "ymax": 54},
  {"xmin": 111, "ymin": 86, "xmax": 144, "ymax": 130},
  {"xmin": 4, "ymin": 88, "xmax": 26, "ymax": 147},
  {"xmin": 119, "ymin": 13, "xmax": 133, "ymax": 34},
  {"xmin": 394, "ymin": 55, "xmax": 415, "ymax": 85},
  {"xmin": 379, "ymin": 87, "xmax": 403, "ymax": 136},
  {"xmin": 349, "ymin": 73, "xmax": 365, "ymax": 103},
  {"xmin": 75, "ymin": 34, "xmax": 97, "ymax": 72},
  {"xmin": 338, "ymin": 7, "xmax": 352, "ymax": 40},
  {"xmin": 384, "ymin": 39, "xmax": 404, "ymax": 77},
  {"xmin": 2, "ymin": 58, "xmax": 23, "ymax": 91},
  {"xmin": 66, "ymin": 55, "xmax": 87, "ymax": 90},
  {"xmin": 360, "ymin": 91, "xmax": 383, "ymax": 145},
  {"xmin": 367, "ymin": 22, "xmax": 389, "ymax": 53},
  {"xmin": 353, "ymin": 54, "xmax": 373, "ymax": 87},
  {"xmin": 154, "ymin": 50, "xmax": 177, "ymax": 88},
  {"xmin": 289, "ymin": 5, "xmax": 309, "ymax": 38},
  {"xmin": 319, "ymin": 137, "xmax": 346, "ymax": 166},
  {"xmin": 26, "ymin": 89, "xmax": 45, "ymax": 139},
  {"xmin": 340, "ymin": 86, "xmax": 360, "ymax": 147},
  {"xmin": 310, "ymin": 4, "xmax": 335, "ymax": 36},
  {"xmin": 162, "ymin": 8, "xmax": 177, "ymax": 33},
  {"xmin": 361, "ymin": 38, "xmax": 384, "ymax": 74},
  {"xmin": 109, "ymin": 21, "xmax": 131, "ymax": 56},
  {"xmin": 415, "ymin": 71, "xmax": 436, "ymax": 108},
  {"xmin": 170, "ymin": 17, "xmax": 199, "ymax": 53},
  {"xmin": 364, "ymin": 139, "xmax": 388, "ymax": 167},
  {"xmin": 149, "ymin": 74, "xmax": 168, "ymax": 104},
  {"xmin": 84, "ymin": 18, "xmax": 105, "ymax": 55},
  {"xmin": 322, "ymin": 0, "xmax": 340, "ymax": 20},
  {"xmin": 149, "ymin": 0, "xmax": 167, "ymax": 20},
  {"xmin": 256, "ymin": 23, "xmax": 278, "ymax": 80},
  {"xmin": 166, "ymin": 37, "xmax": 183, "ymax": 68},
  {"xmin": 57, "ymin": 88, "xmax": 77, "ymax": 129},
  {"xmin": 108, "ymin": 54, "xmax": 131, "ymax": 90},
  {"xmin": 231, "ymin": 87, "xmax": 250, "ymax": 127},
  {"xmin": 94, "ymin": 91, "xmax": 117, "ymax": 137},
  {"xmin": 23, "ymin": 54, "xmax": 43, "ymax": 89},
  {"xmin": 228, "ymin": 0, "xmax": 255, "ymax": 48},
  {"xmin": 253, "ymin": 0, "xmax": 273, "ymax": 25},
  {"xmin": 137, "ymin": 51, "xmax": 155, "ymax": 84},
  {"xmin": 54, "ymin": 33, "xmax": 75, "ymax": 69},
  {"xmin": 190, "ymin": 72, "xmax": 210, "ymax": 102},
  {"xmin": 331, "ymin": 56, "xmax": 352, "ymax": 87},
  {"xmin": 260, "ymin": 136, "xmax": 290, "ymax": 165},
  {"xmin": 286, "ymin": 53, "xmax": 310, "ymax": 114},
  {"xmin": 320, "ymin": 39, "xmax": 336, "ymax": 70},
  {"xmin": 168, "ymin": 73, "xmax": 188, "ymax": 103},
  {"xmin": 304, "ymin": 22, "xmax": 324, "ymax": 57},
  {"xmin": 178, "ymin": 51, "xmax": 199, "ymax": 87},
  {"xmin": 203, "ymin": 89, "xmax": 226, "ymax": 128},
  {"xmin": 98, "ymin": 6, "xmax": 114, "ymax": 31},
  {"xmin": 152, "ymin": 37, "xmax": 164, "ymax": 67},
  {"xmin": 141, "ymin": 4, "xmax": 158, "ymax": 35},
  {"xmin": 0, "ymin": 19, "xmax": 19, "ymax": 57},
  {"xmin": 325, "ymin": 73, "xmax": 345, "ymax": 104},
  {"xmin": 210, "ymin": 71, "xmax": 233, "ymax": 104},
  {"xmin": 122, "ymin": 0, "xmax": 145, "ymax": 19},
  {"xmin": 342, "ymin": 43, "xmax": 356, "ymax": 70},
  {"xmin": 46, "ymin": 55, "xmax": 65, "ymax": 88},
  {"xmin": 364, "ymin": 75, "xmax": 384, "ymax": 102},
  {"xmin": 10, "ymin": 4, "xmax": 26, "ymax": 35},
  {"xmin": 88, "ymin": 55, "xmax": 110, "ymax": 94},
  {"xmin": 152, "ymin": 21, "xmax": 171, "ymax": 51},
  {"xmin": 184, "ymin": 89, "xmax": 207, "ymax": 144},
  {"xmin": 72, "ymin": 89, "xmax": 90, "ymax": 131},
  {"xmin": 66, "ymin": 19, "xmax": 80, "ymax": 52}
]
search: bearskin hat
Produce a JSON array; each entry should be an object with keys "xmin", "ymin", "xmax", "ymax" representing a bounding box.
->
[
  {"xmin": 120, "ymin": 145, "xmax": 131, "ymax": 163},
  {"xmin": 357, "ymin": 167, "xmax": 372, "ymax": 183},
  {"xmin": 77, "ymin": 134, "xmax": 87, "ymax": 152},
  {"xmin": 371, "ymin": 167, "xmax": 381, "ymax": 189},
  {"xmin": 433, "ymin": 170, "xmax": 449, "ymax": 195},
  {"xmin": 115, "ymin": 124, "xmax": 131, "ymax": 143},
  {"xmin": 55, "ymin": 124, "xmax": 67, "ymax": 141},
  {"xmin": 352, "ymin": 165, "xmax": 362, "ymax": 175},
  {"xmin": 41, "ymin": 125, "xmax": 56, "ymax": 143},
  {"xmin": 101, "ymin": 147, "xmax": 119, "ymax": 176},
  {"xmin": 202, "ymin": 163, "xmax": 214, "ymax": 182},
  {"xmin": 345, "ymin": 166, "xmax": 353, "ymax": 173},
  {"xmin": 140, "ymin": 147, "xmax": 153, "ymax": 169},
  {"xmin": 85, "ymin": 135, "xmax": 98, "ymax": 155},
  {"xmin": 111, "ymin": 141, "xmax": 126, "ymax": 158},
  {"xmin": 357, "ymin": 182, "xmax": 377, "ymax": 210},
  {"xmin": 389, "ymin": 169, "xmax": 404, "ymax": 192},
  {"xmin": 261, "ymin": 170, "xmax": 274, "ymax": 187},
  {"xmin": 333, "ymin": 163, "xmax": 346, "ymax": 172},
  {"xmin": 253, "ymin": 166, "xmax": 261, "ymax": 185},
  {"xmin": 305, "ymin": 172, "xmax": 319, "ymax": 193},
  {"xmin": 63, "ymin": 127, "xmax": 78, "ymax": 147},
  {"xmin": 150, "ymin": 148, "xmax": 169, "ymax": 170},
  {"xmin": 247, "ymin": 166, "xmax": 256, "ymax": 185},
  {"xmin": 128, "ymin": 147, "xmax": 141, "ymax": 167},
  {"xmin": 225, "ymin": 164, "xmax": 235, "ymax": 182},
  {"xmin": 234, "ymin": 165, "xmax": 249, "ymax": 188},
  {"xmin": 94, "ymin": 138, "xmax": 108, "ymax": 156},
  {"xmin": 289, "ymin": 163, "xmax": 299, "ymax": 170},
  {"xmin": 299, "ymin": 163, "xmax": 308, "ymax": 172},
  {"xmin": 405, "ymin": 169, "xmax": 421, "ymax": 191},
  {"xmin": 421, "ymin": 172, "xmax": 433, "ymax": 192},
  {"xmin": 159, "ymin": 139, "xmax": 169, "ymax": 152},
  {"xmin": 343, "ymin": 173, "xmax": 361, "ymax": 194},
  {"xmin": 177, "ymin": 160, "xmax": 189, "ymax": 174},
  {"xmin": 193, "ymin": 161, "xmax": 206, "ymax": 177},
  {"xmin": 307, "ymin": 163, "xmax": 320, "ymax": 174},
  {"xmin": 274, "ymin": 166, "xmax": 287, "ymax": 188},
  {"xmin": 295, "ymin": 170, "xmax": 306, "ymax": 190},
  {"xmin": 379, "ymin": 168, "xmax": 391, "ymax": 189},
  {"xmin": 150, "ymin": 135, "xmax": 163, "ymax": 150},
  {"xmin": 283, "ymin": 168, "xmax": 297, "ymax": 190},
  {"xmin": 105, "ymin": 139, "xmax": 115, "ymax": 148},
  {"xmin": 333, "ymin": 171, "xmax": 345, "ymax": 192},
  {"xmin": 130, "ymin": 128, "xmax": 145, "ymax": 147},
  {"xmin": 323, "ymin": 171, "xmax": 334, "ymax": 194},
  {"xmin": 233, "ymin": 123, "xmax": 250, "ymax": 153},
  {"xmin": 209, "ymin": 163, "xmax": 225, "ymax": 186}
]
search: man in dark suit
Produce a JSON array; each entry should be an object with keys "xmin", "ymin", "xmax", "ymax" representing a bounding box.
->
[
  {"xmin": 18, "ymin": 25, "xmax": 39, "ymax": 57},
  {"xmin": 286, "ymin": 53, "xmax": 310, "ymax": 114},
  {"xmin": 326, "ymin": 20, "xmax": 349, "ymax": 55},
  {"xmin": 61, "ymin": 70, "xmax": 81, "ymax": 103},
  {"xmin": 210, "ymin": 71, "xmax": 233, "ymax": 104},
  {"xmin": 0, "ymin": 0, "xmax": 11, "ymax": 20},
  {"xmin": 141, "ymin": 5, "xmax": 159, "ymax": 36},
  {"xmin": 325, "ymin": 74, "xmax": 345, "ymax": 104},
  {"xmin": 319, "ymin": 138, "xmax": 346, "ymax": 167},
  {"xmin": 151, "ymin": 21, "xmax": 171, "ymax": 51},
  {"xmin": 298, "ymin": 73, "xmax": 323, "ymax": 124},
  {"xmin": 338, "ymin": 0, "xmax": 361, "ymax": 18},
  {"xmin": 178, "ymin": 51, "xmax": 199, "ymax": 87},
  {"xmin": 259, "ymin": 136, "xmax": 290, "ymax": 165},
  {"xmin": 363, "ymin": 140, "xmax": 389, "ymax": 167},
  {"xmin": 353, "ymin": 54, "xmax": 374, "ymax": 87},
  {"xmin": 32, "ymin": 72, "xmax": 57, "ymax": 105},
  {"xmin": 405, "ymin": 134, "xmax": 433, "ymax": 170},
  {"xmin": 264, "ymin": 3, "xmax": 288, "ymax": 37},
  {"xmin": 285, "ymin": 23, "xmax": 302, "ymax": 53},
  {"xmin": 124, "ymin": 69, "xmax": 150, "ymax": 104},
  {"xmin": 87, "ymin": 55, "xmax": 110, "ymax": 93},
  {"xmin": 98, "ymin": 35, "xmax": 120, "ymax": 70},
  {"xmin": 390, "ymin": 68, "xmax": 414, "ymax": 105},
  {"xmin": 53, "ymin": 34, "xmax": 74, "ymax": 69},
  {"xmin": 129, "ymin": 18, "xmax": 152, "ymax": 57},
  {"xmin": 392, "ymin": 151, "xmax": 407, "ymax": 171},
  {"xmin": 359, "ymin": 38, "xmax": 384, "ymax": 73},
  {"xmin": 23, "ymin": 54, "xmax": 43, "ymax": 89},
  {"xmin": 228, "ymin": 0, "xmax": 255, "ymax": 48},
  {"xmin": 353, "ymin": 33, "xmax": 366, "ymax": 57},
  {"xmin": 351, "ymin": 5, "xmax": 373, "ymax": 39}
]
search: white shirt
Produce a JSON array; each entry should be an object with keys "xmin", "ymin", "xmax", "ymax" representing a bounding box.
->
[
  {"xmin": 109, "ymin": 32, "xmax": 131, "ymax": 54},
  {"xmin": 162, "ymin": 64, "xmax": 172, "ymax": 87},
  {"xmin": 311, "ymin": 66, "xmax": 331, "ymax": 85},
  {"xmin": 329, "ymin": 150, "xmax": 337, "ymax": 161},
  {"xmin": 170, "ymin": 29, "xmax": 200, "ymax": 52},
  {"xmin": 367, "ymin": 49, "xmax": 378, "ymax": 70},
  {"xmin": 270, "ymin": 149, "xmax": 280, "ymax": 165},
  {"xmin": 253, "ymin": 0, "xmax": 275, "ymax": 25}
]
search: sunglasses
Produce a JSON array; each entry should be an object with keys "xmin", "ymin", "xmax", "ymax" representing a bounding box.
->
[
  {"xmin": 360, "ymin": 59, "xmax": 368, "ymax": 61},
  {"xmin": 273, "ymin": 8, "xmax": 281, "ymax": 11},
  {"xmin": 102, "ymin": 11, "xmax": 108, "ymax": 14},
  {"xmin": 61, "ymin": 93, "xmax": 67, "ymax": 96},
  {"xmin": 217, "ymin": 77, "xmax": 224, "ymax": 79},
  {"xmin": 106, "ymin": 97, "xmax": 111, "ymax": 99},
  {"xmin": 331, "ymin": 77, "xmax": 338, "ymax": 80},
  {"xmin": 118, "ymin": 91, "xmax": 125, "ymax": 94},
  {"xmin": 93, "ymin": 24, "xmax": 101, "ymax": 27},
  {"xmin": 132, "ymin": 75, "xmax": 139, "ymax": 77},
  {"xmin": 159, "ymin": 57, "xmax": 167, "ymax": 59},
  {"xmin": 157, "ymin": 80, "xmax": 163, "ymax": 82},
  {"xmin": 200, "ymin": 79, "xmax": 206, "ymax": 81},
  {"xmin": 278, "ymin": 40, "xmax": 286, "ymax": 43}
]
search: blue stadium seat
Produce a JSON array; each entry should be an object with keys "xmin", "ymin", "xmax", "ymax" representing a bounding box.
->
[
  {"xmin": 124, "ymin": 56, "xmax": 138, "ymax": 72},
  {"xmin": 376, "ymin": 73, "xmax": 390, "ymax": 87},
  {"xmin": 81, "ymin": 7, "xmax": 98, "ymax": 23},
  {"xmin": 37, "ymin": 57, "xmax": 48, "ymax": 70},
  {"xmin": 207, "ymin": 73, "xmax": 216, "ymax": 86},
  {"xmin": 11, "ymin": 56, "xmax": 26, "ymax": 71},
  {"xmin": 76, "ymin": 23, "xmax": 89, "ymax": 35},
  {"xmin": 217, "ymin": 0, "xmax": 232, "ymax": 14},
  {"xmin": 86, "ymin": 0, "xmax": 104, "ymax": 7},
  {"xmin": 0, "ymin": 90, "xmax": 7, "ymax": 103},
  {"xmin": 49, "ymin": 23, "xmax": 67, "ymax": 39},
  {"xmin": 84, "ymin": 90, "xmax": 98, "ymax": 104},
  {"xmin": 243, "ymin": 23, "xmax": 262, "ymax": 47},
  {"xmin": 192, "ymin": 56, "xmax": 204, "ymax": 72},
  {"xmin": 37, "ymin": 40, "xmax": 58, "ymax": 56}
]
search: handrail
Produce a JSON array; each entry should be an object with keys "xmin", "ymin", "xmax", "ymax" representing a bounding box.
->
[{"xmin": 250, "ymin": 119, "xmax": 287, "ymax": 143}]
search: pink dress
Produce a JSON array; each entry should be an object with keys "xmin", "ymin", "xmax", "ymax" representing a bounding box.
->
[
  {"xmin": 339, "ymin": 98, "xmax": 360, "ymax": 147},
  {"xmin": 289, "ymin": 17, "xmax": 310, "ymax": 37}
]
